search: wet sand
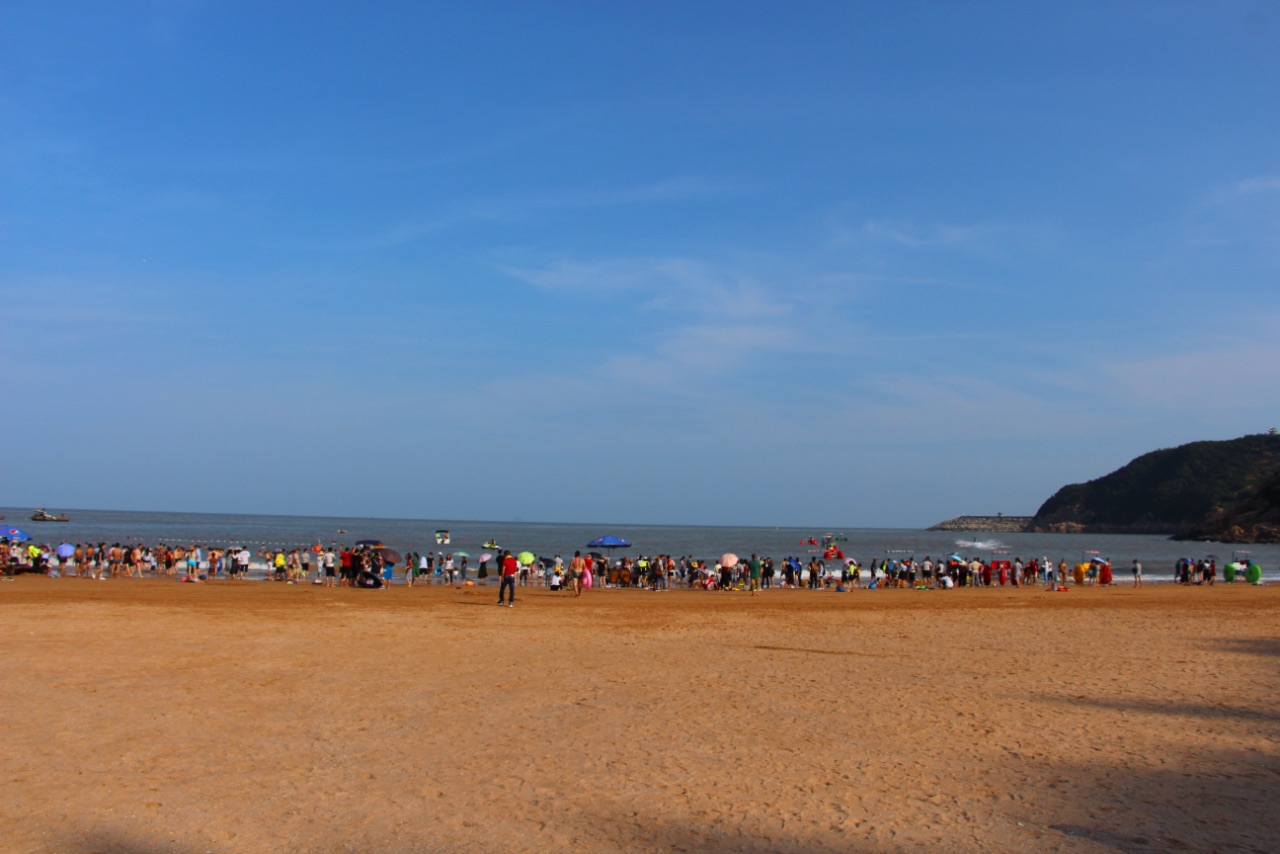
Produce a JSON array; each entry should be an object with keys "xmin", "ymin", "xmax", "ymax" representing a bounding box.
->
[{"xmin": 2, "ymin": 578, "xmax": 1277, "ymax": 853}]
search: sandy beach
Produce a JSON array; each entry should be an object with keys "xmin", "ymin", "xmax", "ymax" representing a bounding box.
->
[{"xmin": 2, "ymin": 578, "xmax": 1277, "ymax": 853}]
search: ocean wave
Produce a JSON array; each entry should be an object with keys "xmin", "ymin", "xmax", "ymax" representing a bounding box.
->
[{"xmin": 955, "ymin": 539, "xmax": 1005, "ymax": 551}]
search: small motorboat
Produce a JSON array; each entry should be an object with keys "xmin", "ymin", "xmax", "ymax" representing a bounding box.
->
[
  {"xmin": 31, "ymin": 508, "xmax": 70, "ymax": 522},
  {"xmin": 482, "ymin": 539, "xmax": 500, "ymax": 550}
]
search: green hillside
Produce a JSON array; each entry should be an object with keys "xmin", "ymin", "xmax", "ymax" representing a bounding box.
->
[{"xmin": 1030, "ymin": 433, "xmax": 1280, "ymax": 534}]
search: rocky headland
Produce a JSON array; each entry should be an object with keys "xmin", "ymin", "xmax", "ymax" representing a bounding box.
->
[
  {"xmin": 1027, "ymin": 433, "xmax": 1280, "ymax": 540},
  {"xmin": 928, "ymin": 515, "xmax": 1033, "ymax": 533},
  {"xmin": 1173, "ymin": 471, "xmax": 1280, "ymax": 543},
  {"xmin": 933, "ymin": 432, "xmax": 1280, "ymax": 543}
]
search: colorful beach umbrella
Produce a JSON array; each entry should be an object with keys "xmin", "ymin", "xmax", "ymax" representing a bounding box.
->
[
  {"xmin": 587, "ymin": 535, "xmax": 631, "ymax": 549},
  {"xmin": 517, "ymin": 551, "xmax": 536, "ymax": 566},
  {"xmin": 56, "ymin": 543, "xmax": 75, "ymax": 558},
  {"xmin": 479, "ymin": 552, "xmax": 493, "ymax": 563},
  {"xmin": 4, "ymin": 527, "xmax": 31, "ymax": 542},
  {"xmin": 720, "ymin": 553, "xmax": 739, "ymax": 568}
]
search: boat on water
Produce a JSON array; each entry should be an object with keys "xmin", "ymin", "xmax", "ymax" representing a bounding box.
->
[
  {"xmin": 30, "ymin": 508, "xmax": 70, "ymax": 522},
  {"xmin": 482, "ymin": 539, "xmax": 500, "ymax": 550}
]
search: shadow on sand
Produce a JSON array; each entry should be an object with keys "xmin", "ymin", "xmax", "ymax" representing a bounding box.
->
[{"xmin": 1038, "ymin": 636, "xmax": 1279, "ymax": 852}]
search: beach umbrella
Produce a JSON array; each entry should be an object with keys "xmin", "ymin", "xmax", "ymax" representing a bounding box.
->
[
  {"xmin": 479, "ymin": 552, "xmax": 493, "ymax": 563},
  {"xmin": 720, "ymin": 553, "xmax": 739, "ymax": 568},
  {"xmin": 4, "ymin": 527, "xmax": 31, "ymax": 542},
  {"xmin": 56, "ymin": 543, "xmax": 75, "ymax": 558},
  {"xmin": 517, "ymin": 551, "xmax": 536, "ymax": 566},
  {"xmin": 374, "ymin": 547, "xmax": 402, "ymax": 564},
  {"xmin": 453, "ymin": 551, "xmax": 470, "ymax": 558},
  {"xmin": 587, "ymin": 535, "xmax": 631, "ymax": 549}
]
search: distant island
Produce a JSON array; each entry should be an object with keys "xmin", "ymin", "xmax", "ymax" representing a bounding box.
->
[{"xmin": 929, "ymin": 432, "xmax": 1280, "ymax": 543}]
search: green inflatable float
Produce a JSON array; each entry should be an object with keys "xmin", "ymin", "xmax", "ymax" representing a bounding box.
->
[{"xmin": 1245, "ymin": 563, "xmax": 1263, "ymax": 584}]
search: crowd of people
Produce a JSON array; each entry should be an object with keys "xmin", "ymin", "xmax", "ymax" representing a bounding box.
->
[{"xmin": 2, "ymin": 535, "xmax": 1262, "ymax": 591}]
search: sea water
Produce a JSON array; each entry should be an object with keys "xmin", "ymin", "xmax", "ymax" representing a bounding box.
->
[{"xmin": 3, "ymin": 506, "xmax": 1276, "ymax": 583}]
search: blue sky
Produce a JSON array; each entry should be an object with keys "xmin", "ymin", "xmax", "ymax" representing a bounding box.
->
[{"xmin": 3, "ymin": 1, "xmax": 1278, "ymax": 526}]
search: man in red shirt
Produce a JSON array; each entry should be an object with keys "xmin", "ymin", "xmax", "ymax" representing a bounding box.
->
[{"xmin": 498, "ymin": 550, "xmax": 518, "ymax": 607}]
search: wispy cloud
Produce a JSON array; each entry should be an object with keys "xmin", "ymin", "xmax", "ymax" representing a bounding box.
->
[
  {"xmin": 1212, "ymin": 175, "xmax": 1280, "ymax": 203},
  {"xmin": 1090, "ymin": 342, "xmax": 1280, "ymax": 414},
  {"xmin": 0, "ymin": 275, "xmax": 181, "ymax": 328},
  {"xmin": 494, "ymin": 254, "xmax": 832, "ymax": 401},
  {"xmin": 325, "ymin": 177, "xmax": 743, "ymax": 252},
  {"xmin": 598, "ymin": 321, "xmax": 802, "ymax": 390},
  {"xmin": 860, "ymin": 220, "xmax": 1011, "ymax": 250},
  {"xmin": 1173, "ymin": 174, "xmax": 1280, "ymax": 252},
  {"xmin": 829, "ymin": 215, "xmax": 1056, "ymax": 259},
  {"xmin": 502, "ymin": 255, "xmax": 792, "ymax": 320}
]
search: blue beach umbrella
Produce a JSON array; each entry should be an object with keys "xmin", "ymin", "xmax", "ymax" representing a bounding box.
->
[
  {"xmin": 56, "ymin": 543, "xmax": 75, "ymax": 558},
  {"xmin": 4, "ymin": 526, "xmax": 32, "ymax": 542},
  {"xmin": 587, "ymin": 535, "xmax": 631, "ymax": 549}
]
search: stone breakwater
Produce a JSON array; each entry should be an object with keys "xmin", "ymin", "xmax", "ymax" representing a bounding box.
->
[{"xmin": 928, "ymin": 515, "xmax": 1033, "ymax": 533}]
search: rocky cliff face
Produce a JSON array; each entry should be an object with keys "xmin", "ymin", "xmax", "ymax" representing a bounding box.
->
[
  {"xmin": 1029, "ymin": 434, "xmax": 1280, "ymax": 536},
  {"xmin": 1174, "ymin": 472, "xmax": 1280, "ymax": 543}
]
